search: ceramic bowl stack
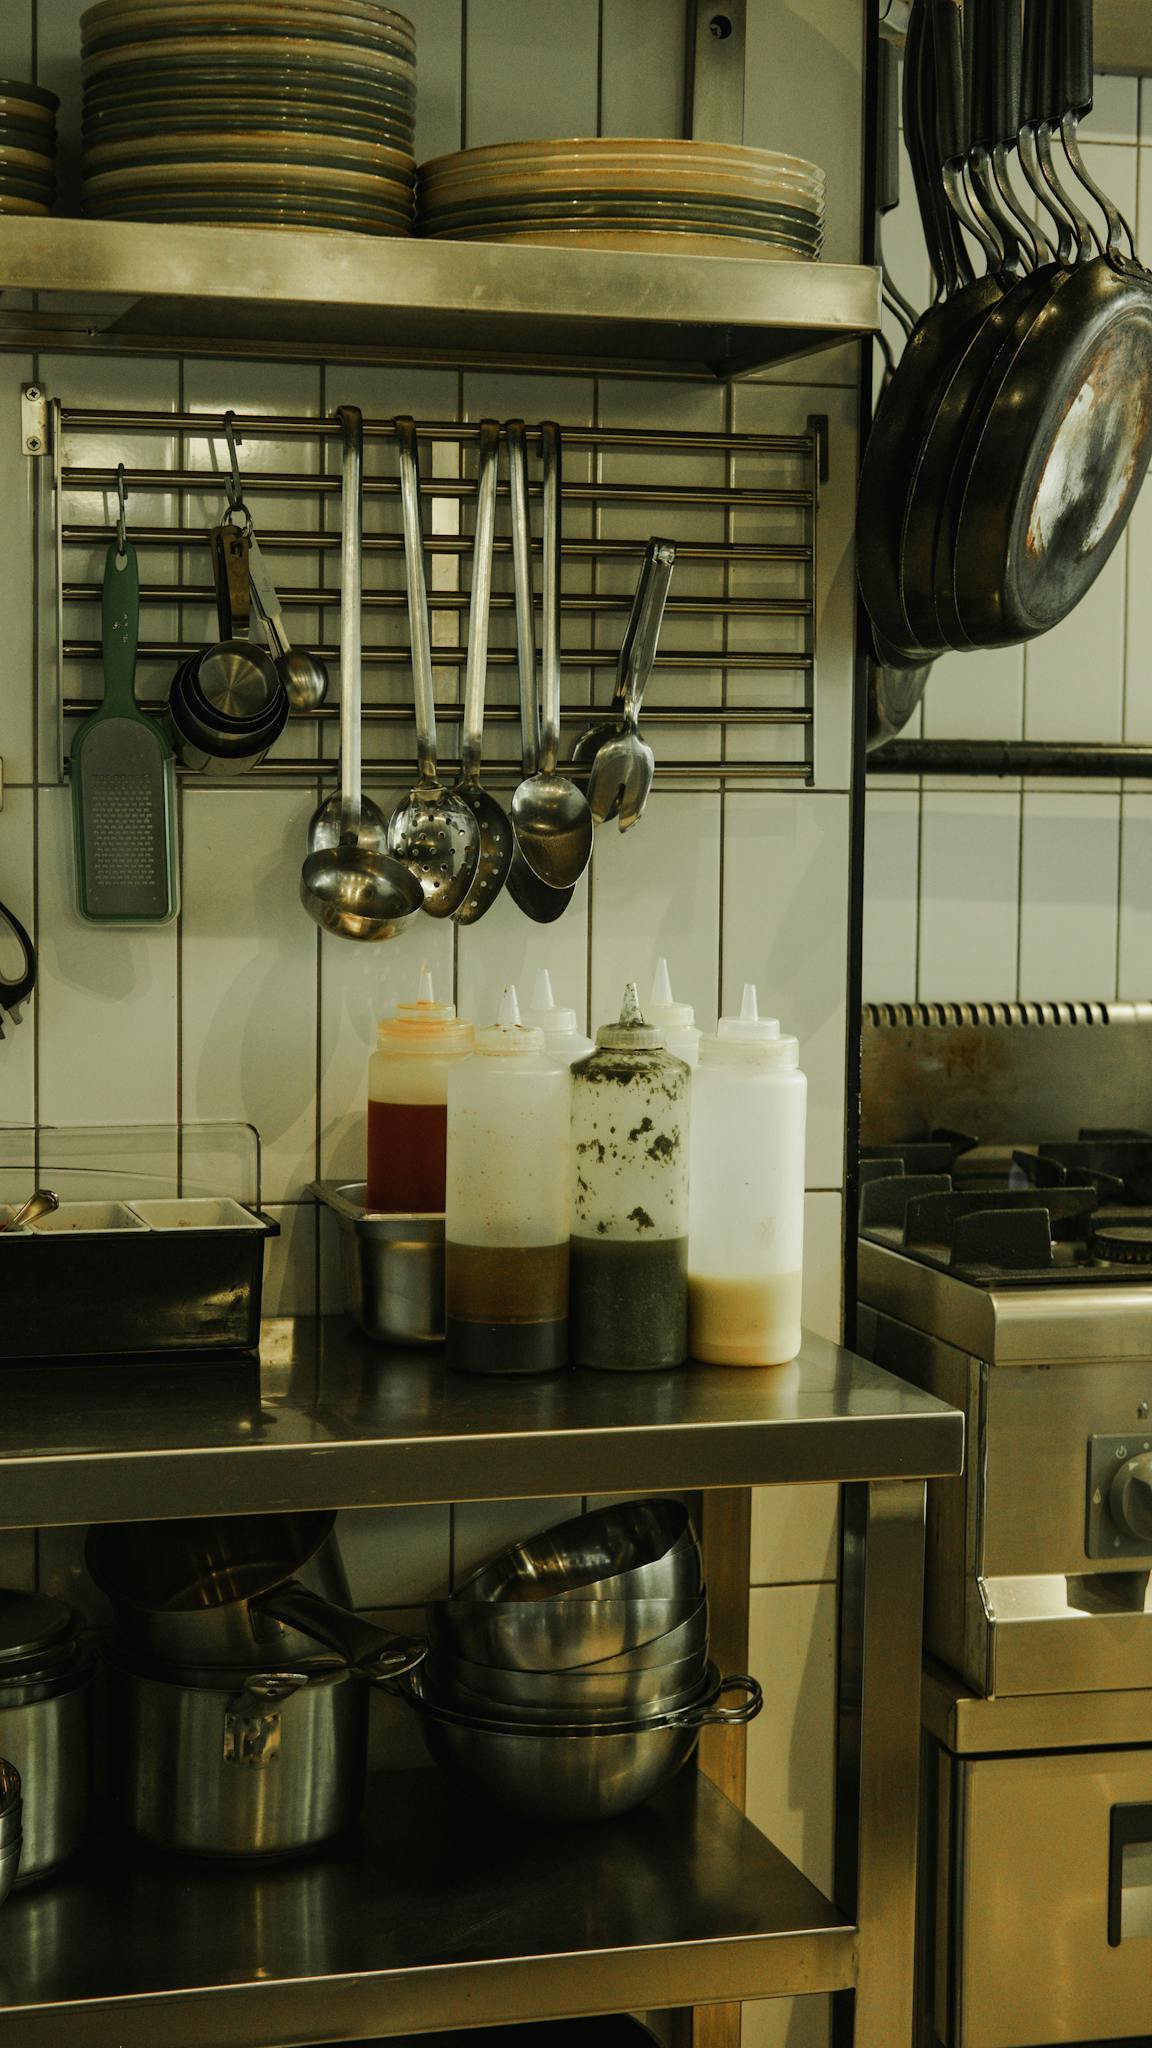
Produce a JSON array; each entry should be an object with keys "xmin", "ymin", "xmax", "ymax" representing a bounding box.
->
[
  {"xmin": 409, "ymin": 1499, "xmax": 761, "ymax": 1822},
  {"xmin": 0, "ymin": 79, "xmax": 59, "ymax": 217},
  {"xmin": 78, "ymin": 0, "xmax": 416, "ymax": 234},
  {"xmin": 417, "ymin": 138, "xmax": 825, "ymax": 261},
  {"xmin": 0, "ymin": 1759, "xmax": 21, "ymax": 1907}
]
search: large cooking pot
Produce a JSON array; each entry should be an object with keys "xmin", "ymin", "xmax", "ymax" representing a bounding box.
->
[
  {"xmin": 107, "ymin": 1648, "xmax": 367, "ymax": 1859},
  {"xmin": 0, "ymin": 1591, "xmax": 94, "ymax": 1885},
  {"xmin": 86, "ymin": 1512, "xmax": 424, "ymax": 1678}
]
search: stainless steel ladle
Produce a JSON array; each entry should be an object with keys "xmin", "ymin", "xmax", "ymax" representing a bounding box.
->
[
  {"xmin": 509, "ymin": 421, "xmax": 593, "ymax": 891},
  {"xmin": 0, "ymin": 1188, "xmax": 58, "ymax": 1233},
  {"xmin": 452, "ymin": 418, "xmax": 514, "ymax": 926},
  {"xmin": 300, "ymin": 406, "xmax": 422, "ymax": 943},
  {"xmin": 504, "ymin": 419, "xmax": 573, "ymax": 925},
  {"xmin": 387, "ymin": 416, "xmax": 481, "ymax": 918},
  {"xmin": 573, "ymin": 535, "xmax": 675, "ymax": 831}
]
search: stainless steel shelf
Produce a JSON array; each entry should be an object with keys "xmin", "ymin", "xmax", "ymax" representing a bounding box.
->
[
  {"xmin": 0, "ymin": 1324, "xmax": 962, "ymax": 1530},
  {"xmin": 0, "ymin": 1772, "xmax": 855, "ymax": 2047},
  {"xmin": 0, "ymin": 217, "xmax": 880, "ymax": 378}
]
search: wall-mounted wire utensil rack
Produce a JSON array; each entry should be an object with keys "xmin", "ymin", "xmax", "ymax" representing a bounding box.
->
[{"xmin": 33, "ymin": 398, "xmax": 825, "ymax": 790}]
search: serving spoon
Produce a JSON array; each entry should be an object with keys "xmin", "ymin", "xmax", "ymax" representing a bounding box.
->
[{"xmin": 452, "ymin": 419, "xmax": 514, "ymax": 926}]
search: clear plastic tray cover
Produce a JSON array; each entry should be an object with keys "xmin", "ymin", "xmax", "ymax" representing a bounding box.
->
[{"xmin": 0, "ymin": 1122, "xmax": 261, "ymax": 1209}]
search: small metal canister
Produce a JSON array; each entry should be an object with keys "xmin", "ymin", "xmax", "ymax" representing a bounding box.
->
[
  {"xmin": 313, "ymin": 1182, "xmax": 444, "ymax": 1345},
  {"xmin": 0, "ymin": 1591, "xmax": 95, "ymax": 1884}
]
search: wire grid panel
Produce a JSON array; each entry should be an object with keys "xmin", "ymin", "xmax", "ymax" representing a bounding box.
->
[{"xmin": 50, "ymin": 408, "xmax": 822, "ymax": 786}]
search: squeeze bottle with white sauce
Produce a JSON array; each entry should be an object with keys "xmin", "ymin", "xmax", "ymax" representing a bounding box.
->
[
  {"xmin": 366, "ymin": 964, "xmax": 474, "ymax": 1211},
  {"xmin": 445, "ymin": 985, "xmax": 571, "ymax": 1376},
  {"xmin": 646, "ymin": 958, "xmax": 701, "ymax": 1068},
  {"xmin": 523, "ymin": 968, "xmax": 595, "ymax": 1064},
  {"xmin": 687, "ymin": 984, "xmax": 806, "ymax": 1366}
]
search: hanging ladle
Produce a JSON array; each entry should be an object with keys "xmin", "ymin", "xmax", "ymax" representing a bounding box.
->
[
  {"xmin": 387, "ymin": 416, "xmax": 481, "ymax": 918},
  {"xmin": 504, "ymin": 419, "xmax": 573, "ymax": 925},
  {"xmin": 573, "ymin": 535, "xmax": 676, "ymax": 830},
  {"xmin": 300, "ymin": 406, "xmax": 422, "ymax": 943},
  {"xmin": 509, "ymin": 421, "xmax": 594, "ymax": 891},
  {"xmin": 452, "ymin": 418, "xmax": 514, "ymax": 926}
]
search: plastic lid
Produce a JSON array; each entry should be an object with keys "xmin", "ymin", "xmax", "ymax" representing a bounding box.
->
[
  {"xmin": 475, "ymin": 984, "xmax": 548, "ymax": 1056},
  {"xmin": 378, "ymin": 962, "xmax": 474, "ymax": 1052},
  {"xmin": 646, "ymin": 958, "xmax": 696, "ymax": 1032},
  {"xmin": 523, "ymin": 967, "xmax": 581, "ymax": 1039},
  {"xmin": 703, "ymin": 983, "xmax": 798, "ymax": 1067},
  {"xmin": 594, "ymin": 981, "xmax": 667, "ymax": 1051}
]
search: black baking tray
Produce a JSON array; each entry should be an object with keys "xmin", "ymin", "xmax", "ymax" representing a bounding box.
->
[{"xmin": 0, "ymin": 1203, "xmax": 279, "ymax": 1361}]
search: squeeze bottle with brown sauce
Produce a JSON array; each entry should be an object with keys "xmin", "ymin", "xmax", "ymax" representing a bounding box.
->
[
  {"xmin": 445, "ymin": 985, "xmax": 571, "ymax": 1376},
  {"xmin": 366, "ymin": 965, "xmax": 474, "ymax": 1212}
]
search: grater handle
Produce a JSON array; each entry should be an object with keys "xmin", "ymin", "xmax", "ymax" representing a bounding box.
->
[{"xmin": 101, "ymin": 542, "xmax": 140, "ymax": 714}]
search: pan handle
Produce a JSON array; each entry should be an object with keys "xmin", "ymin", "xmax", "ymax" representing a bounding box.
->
[
  {"xmin": 1064, "ymin": 0, "xmax": 1093, "ymax": 117},
  {"xmin": 257, "ymin": 1583, "xmax": 427, "ymax": 1681},
  {"xmin": 660, "ymin": 1674, "xmax": 763, "ymax": 1729},
  {"xmin": 0, "ymin": 894, "xmax": 35, "ymax": 1017}
]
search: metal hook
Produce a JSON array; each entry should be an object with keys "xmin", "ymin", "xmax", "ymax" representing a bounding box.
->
[
  {"xmin": 223, "ymin": 410, "xmax": 247, "ymax": 517},
  {"xmin": 115, "ymin": 464, "xmax": 128, "ymax": 558}
]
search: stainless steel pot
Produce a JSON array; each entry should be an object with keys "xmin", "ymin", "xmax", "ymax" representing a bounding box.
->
[
  {"xmin": 86, "ymin": 1512, "xmax": 424, "ymax": 1678},
  {"xmin": 403, "ymin": 1665, "xmax": 762, "ymax": 1822},
  {"xmin": 0, "ymin": 1592, "xmax": 93, "ymax": 1885},
  {"xmin": 0, "ymin": 1761, "xmax": 19, "ymax": 1908},
  {"xmin": 109, "ymin": 1652, "xmax": 368, "ymax": 1859},
  {"xmin": 451, "ymin": 1499, "xmax": 701, "ymax": 1606}
]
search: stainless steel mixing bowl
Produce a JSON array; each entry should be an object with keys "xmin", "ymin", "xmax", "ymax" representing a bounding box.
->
[
  {"xmin": 451, "ymin": 1500, "xmax": 701, "ymax": 1606},
  {"xmin": 424, "ymin": 1644, "xmax": 708, "ymax": 1714},
  {"xmin": 426, "ymin": 1594, "xmax": 707, "ymax": 1672},
  {"xmin": 422, "ymin": 1667, "xmax": 711, "ymax": 1727}
]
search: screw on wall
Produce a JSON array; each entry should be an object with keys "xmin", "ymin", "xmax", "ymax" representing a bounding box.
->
[
  {"xmin": 21, "ymin": 383, "xmax": 49, "ymax": 458},
  {"xmin": 684, "ymin": 0, "xmax": 746, "ymax": 144}
]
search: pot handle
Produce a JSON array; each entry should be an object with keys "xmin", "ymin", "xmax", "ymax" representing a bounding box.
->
[
  {"xmin": 256, "ymin": 1582, "xmax": 426, "ymax": 1682},
  {"xmin": 664, "ymin": 1674, "xmax": 763, "ymax": 1729},
  {"xmin": 224, "ymin": 1669, "xmax": 309, "ymax": 1768}
]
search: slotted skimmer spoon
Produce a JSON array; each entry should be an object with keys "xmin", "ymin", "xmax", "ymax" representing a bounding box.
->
[
  {"xmin": 573, "ymin": 535, "xmax": 675, "ymax": 830},
  {"xmin": 387, "ymin": 416, "xmax": 480, "ymax": 918},
  {"xmin": 452, "ymin": 418, "xmax": 514, "ymax": 927},
  {"xmin": 504, "ymin": 419, "xmax": 573, "ymax": 925},
  {"xmin": 509, "ymin": 420, "xmax": 593, "ymax": 891},
  {"xmin": 300, "ymin": 406, "xmax": 421, "ymax": 944}
]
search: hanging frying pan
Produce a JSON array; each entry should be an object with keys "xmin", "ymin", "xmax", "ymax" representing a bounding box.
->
[
  {"xmin": 948, "ymin": 0, "xmax": 1152, "ymax": 646},
  {"xmin": 899, "ymin": 0, "xmax": 1051, "ymax": 651},
  {"xmin": 856, "ymin": 0, "xmax": 991, "ymax": 662}
]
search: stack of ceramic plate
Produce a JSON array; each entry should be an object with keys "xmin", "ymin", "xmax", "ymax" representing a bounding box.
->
[
  {"xmin": 417, "ymin": 138, "xmax": 824, "ymax": 261},
  {"xmin": 0, "ymin": 79, "xmax": 58, "ymax": 217},
  {"xmin": 79, "ymin": 0, "xmax": 416, "ymax": 234}
]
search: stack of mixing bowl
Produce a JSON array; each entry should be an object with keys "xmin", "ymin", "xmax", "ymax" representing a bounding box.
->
[{"xmin": 409, "ymin": 1499, "xmax": 761, "ymax": 1822}]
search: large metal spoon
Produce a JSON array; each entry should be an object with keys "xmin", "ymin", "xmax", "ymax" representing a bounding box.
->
[
  {"xmin": 387, "ymin": 416, "xmax": 480, "ymax": 919},
  {"xmin": 573, "ymin": 535, "xmax": 675, "ymax": 830},
  {"xmin": 299, "ymin": 441, "xmax": 389, "ymax": 857},
  {"xmin": 248, "ymin": 531, "xmax": 330, "ymax": 713},
  {"xmin": 0, "ymin": 1188, "xmax": 58, "ymax": 1232},
  {"xmin": 504, "ymin": 420, "xmax": 573, "ymax": 925},
  {"xmin": 452, "ymin": 419, "xmax": 514, "ymax": 927},
  {"xmin": 509, "ymin": 421, "xmax": 593, "ymax": 890},
  {"xmin": 300, "ymin": 406, "xmax": 422, "ymax": 944}
]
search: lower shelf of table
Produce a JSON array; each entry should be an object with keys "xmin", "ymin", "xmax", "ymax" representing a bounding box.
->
[{"xmin": 0, "ymin": 1771, "xmax": 856, "ymax": 2047}]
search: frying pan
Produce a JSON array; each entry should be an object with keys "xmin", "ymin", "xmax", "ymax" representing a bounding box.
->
[
  {"xmin": 899, "ymin": 0, "xmax": 1050, "ymax": 651},
  {"xmin": 948, "ymin": 0, "xmax": 1152, "ymax": 645},
  {"xmin": 856, "ymin": 0, "xmax": 1004, "ymax": 661}
]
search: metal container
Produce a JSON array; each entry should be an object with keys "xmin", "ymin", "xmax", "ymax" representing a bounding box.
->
[
  {"xmin": 0, "ymin": 1760, "xmax": 20, "ymax": 1908},
  {"xmin": 451, "ymin": 1499, "xmax": 701, "ymax": 1605},
  {"xmin": 403, "ymin": 1665, "xmax": 761, "ymax": 1822},
  {"xmin": 0, "ymin": 1198, "xmax": 278, "ymax": 1360},
  {"xmin": 423, "ymin": 1644, "xmax": 708, "ymax": 1714},
  {"xmin": 0, "ymin": 1593, "xmax": 93, "ymax": 1885},
  {"xmin": 109, "ymin": 1652, "xmax": 368, "ymax": 1860},
  {"xmin": 313, "ymin": 1181, "xmax": 444, "ymax": 1346},
  {"xmin": 425, "ymin": 1594, "xmax": 707, "ymax": 1672}
]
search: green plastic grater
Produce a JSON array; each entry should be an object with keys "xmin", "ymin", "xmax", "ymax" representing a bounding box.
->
[{"xmin": 71, "ymin": 541, "xmax": 179, "ymax": 924}]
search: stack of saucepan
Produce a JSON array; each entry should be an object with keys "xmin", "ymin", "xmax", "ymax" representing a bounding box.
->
[
  {"xmin": 86, "ymin": 1511, "xmax": 425, "ymax": 1859},
  {"xmin": 405, "ymin": 1499, "xmax": 762, "ymax": 1822},
  {"xmin": 858, "ymin": 0, "xmax": 1152, "ymax": 717},
  {"xmin": 0, "ymin": 1758, "xmax": 20, "ymax": 1905}
]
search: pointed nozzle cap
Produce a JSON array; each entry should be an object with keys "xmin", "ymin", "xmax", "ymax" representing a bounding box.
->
[
  {"xmin": 717, "ymin": 982, "xmax": 781, "ymax": 1043},
  {"xmin": 476, "ymin": 983, "xmax": 546, "ymax": 1055},
  {"xmin": 594, "ymin": 979, "xmax": 666, "ymax": 1050},
  {"xmin": 417, "ymin": 959, "xmax": 436, "ymax": 1006},
  {"xmin": 530, "ymin": 968, "xmax": 555, "ymax": 1014},
  {"xmin": 647, "ymin": 955, "xmax": 696, "ymax": 1031},
  {"xmin": 380, "ymin": 958, "xmax": 469, "ymax": 1045},
  {"xmin": 524, "ymin": 966, "xmax": 580, "ymax": 1037}
]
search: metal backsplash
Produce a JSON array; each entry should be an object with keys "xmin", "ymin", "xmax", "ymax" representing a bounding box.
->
[{"xmin": 861, "ymin": 1000, "xmax": 1152, "ymax": 1144}]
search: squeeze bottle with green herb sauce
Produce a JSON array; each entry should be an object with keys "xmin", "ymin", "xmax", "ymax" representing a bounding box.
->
[{"xmin": 570, "ymin": 982, "xmax": 690, "ymax": 1372}]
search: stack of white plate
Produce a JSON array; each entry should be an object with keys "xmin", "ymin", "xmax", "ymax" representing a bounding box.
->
[
  {"xmin": 417, "ymin": 137, "xmax": 825, "ymax": 260},
  {"xmin": 0, "ymin": 78, "xmax": 58, "ymax": 217},
  {"xmin": 79, "ymin": 0, "xmax": 416, "ymax": 234}
]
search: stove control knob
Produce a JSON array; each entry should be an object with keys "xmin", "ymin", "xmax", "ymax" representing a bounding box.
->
[{"xmin": 1110, "ymin": 1453, "xmax": 1152, "ymax": 1544}]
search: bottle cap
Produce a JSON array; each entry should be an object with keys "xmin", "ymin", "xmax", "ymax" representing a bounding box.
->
[
  {"xmin": 377, "ymin": 962, "xmax": 473, "ymax": 1052},
  {"xmin": 594, "ymin": 980, "xmax": 667, "ymax": 1051},
  {"xmin": 475, "ymin": 983, "xmax": 547, "ymax": 1056},
  {"xmin": 523, "ymin": 966, "xmax": 581, "ymax": 1039},
  {"xmin": 704, "ymin": 983, "xmax": 797, "ymax": 1067},
  {"xmin": 646, "ymin": 957, "xmax": 696, "ymax": 1032}
]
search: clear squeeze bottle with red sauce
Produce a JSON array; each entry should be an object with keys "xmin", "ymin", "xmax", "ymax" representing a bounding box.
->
[{"xmin": 366, "ymin": 966, "xmax": 474, "ymax": 1212}]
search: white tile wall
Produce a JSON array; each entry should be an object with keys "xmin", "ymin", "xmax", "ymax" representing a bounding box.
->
[
  {"xmin": 867, "ymin": 76, "xmax": 1152, "ymax": 1009},
  {"xmin": 1, "ymin": 9, "xmax": 865, "ymax": 2042}
]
